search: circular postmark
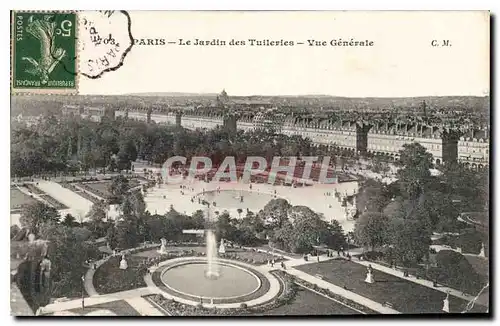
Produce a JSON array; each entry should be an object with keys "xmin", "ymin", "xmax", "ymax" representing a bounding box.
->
[{"xmin": 79, "ymin": 10, "xmax": 134, "ymax": 79}]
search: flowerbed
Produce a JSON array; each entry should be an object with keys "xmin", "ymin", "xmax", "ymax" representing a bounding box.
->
[
  {"xmin": 39, "ymin": 194, "xmax": 68, "ymax": 209},
  {"xmin": 92, "ymin": 255, "xmax": 148, "ymax": 294},
  {"xmin": 24, "ymin": 183, "xmax": 44, "ymax": 195},
  {"xmin": 132, "ymin": 243, "xmax": 286, "ymax": 267},
  {"xmin": 220, "ymin": 250, "xmax": 286, "ymax": 266}
]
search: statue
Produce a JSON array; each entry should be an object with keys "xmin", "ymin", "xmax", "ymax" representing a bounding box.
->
[
  {"xmin": 218, "ymin": 238, "xmax": 226, "ymax": 254},
  {"xmin": 158, "ymin": 238, "xmax": 168, "ymax": 254},
  {"xmin": 364, "ymin": 264, "xmax": 374, "ymax": 284},
  {"xmin": 119, "ymin": 255, "xmax": 128, "ymax": 270},
  {"xmin": 442, "ymin": 292, "xmax": 450, "ymax": 313},
  {"xmin": 40, "ymin": 256, "xmax": 52, "ymax": 288}
]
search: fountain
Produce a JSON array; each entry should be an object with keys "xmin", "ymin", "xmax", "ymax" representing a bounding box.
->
[
  {"xmin": 205, "ymin": 228, "xmax": 220, "ymax": 280},
  {"xmin": 204, "ymin": 201, "xmax": 220, "ymax": 280},
  {"xmin": 155, "ymin": 185, "xmax": 279, "ymax": 305}
]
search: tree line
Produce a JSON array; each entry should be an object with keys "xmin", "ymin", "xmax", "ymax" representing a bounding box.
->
[{"xmin": 11, "ymin": 114, "xmax": 321, "ymax": 178}]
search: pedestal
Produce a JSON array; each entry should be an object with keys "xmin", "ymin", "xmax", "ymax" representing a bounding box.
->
[{"xmin": 364, "ymin": 271, "xmax": 374, "ymax": 283}]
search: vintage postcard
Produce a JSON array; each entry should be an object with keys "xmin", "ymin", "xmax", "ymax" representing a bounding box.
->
[{"xmin": 10, "ymin": 11, "xmax": 490, "ymax": 317}]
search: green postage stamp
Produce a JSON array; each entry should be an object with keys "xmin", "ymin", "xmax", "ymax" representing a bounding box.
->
[{"xmin": 11, "ymin": 11, "xmax": 77, "ymax": 93}]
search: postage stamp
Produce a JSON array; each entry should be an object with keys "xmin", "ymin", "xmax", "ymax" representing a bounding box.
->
[{"xmin": 11, "ymin": 11, "xmax": 78, "ymax": 94}]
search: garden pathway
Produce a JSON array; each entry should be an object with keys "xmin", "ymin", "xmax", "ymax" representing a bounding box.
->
[
  {"xmin": 41, "ymin": 287, "xmax": 161, "ymax": 315},
  {"xmin": 124, "ymin": 297, "xmax": 165, "ymax": 316},
  {"xmin": 36, "ymin": 181, "xmax": 93, "ymax": 220}
]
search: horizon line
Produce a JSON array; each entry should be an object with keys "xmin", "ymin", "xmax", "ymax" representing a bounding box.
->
[{"xmin": 116, "ymin": 92, "xmax": 490, "ymax": 99}]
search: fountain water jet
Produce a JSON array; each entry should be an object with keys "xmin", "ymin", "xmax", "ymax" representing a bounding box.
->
[
  {"xmin": 205, "ymin": 229, "xmax": 220, "ymax": 279},
  {"xmin": 204, "ymin": 203, "xmax": 220, "ymax": 280}
]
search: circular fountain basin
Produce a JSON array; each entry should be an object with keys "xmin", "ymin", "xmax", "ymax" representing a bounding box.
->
[{"xmin": 161, "ymin": 261, "xmax": 261, "ymax": 300}]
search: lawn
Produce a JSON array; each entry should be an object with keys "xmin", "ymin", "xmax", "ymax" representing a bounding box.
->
[
  {"xmin": 92, "ymin": 256, "xmax": 147, "ymax": 294},
  {"xmin": 250, "ymin": 286, "xmax": 360, "ymax": 316},
  {"xmin": 296, "ymin": 260, "xmax": 487, "ymax": 314},
  {"xmin": 80, "ymin": 181, "xmax": 113, "ymax": 198},
  {"xmin": 79, "ymin": 179, "xmax": 141, "ymax": 198},
  {"xmin": 10, "ymin": 188, "xmax": 38, "ymax": 211},
  {"xmin": 68, "ymin": 299, "xmax": 141, "ymax": 316}
]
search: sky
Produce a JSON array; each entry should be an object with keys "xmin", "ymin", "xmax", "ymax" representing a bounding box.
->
[{"xmin": 79, "ymin": 11, "xmax": 490, "ymax": 97}]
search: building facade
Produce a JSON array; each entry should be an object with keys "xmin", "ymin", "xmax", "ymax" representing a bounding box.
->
[
  {"xmin": 458, "ymin": 129, "xmax": 489, "ymax": 168},
  {"xmin": 367, "ymin": 122, "xmax": 457, "ymax": 164}
]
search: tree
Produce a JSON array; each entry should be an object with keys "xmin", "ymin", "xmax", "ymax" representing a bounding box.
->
[
  {"xmin": 258, "ymin": 199, "xmax": 291, "ymax": 228},
  {"xmin": 397, "ymin": 143, "xmax": 434, "ymax": 199},
  {"xmin": 385, "ymin": 217, "xmax": 431, "ymax": 267},
  {"xmin": 432, "ymin": 250, "xmax": 485, "ymax": 294},
  {"xmin": 39, "ymin": 223, "xmax": 99, "ymax": 298},
  {"xmin": 61, "ymin": 213, "xmax": 77, "ymax": 227},
  {"xmin": 113, "ymin": 216, "xmax": 140, "ymax": 249},
  {"xmin": 439, "ymin": 162, "xmax": 489, "ymax": 212},
  {"xmin": 108, "ymin": 175, "xmax": 130, "ymax": 203},
  {"xmin": 86, "ymin": 201, "xmax": 107, "ymax": 234},
  {"xmin": 418, "ymin": 191, "xmax": 459, "ymax": 232},
  {"xmin": 324, "ymin": 220, "xmax": 346, "ymax": 251},
  {"xmin": 356, "ymin": 180, "xmax": 389, "ymax": 213},
  {"xmin": 10, "ymin": 225, "xmax": 21, "ymax": 239},
  {"xmin": 191, "ymin": 210, "xmax": 206, "ymax": 228},
  {"xmin": 353, "ymin": 212, "xmax": 389, "ymax": 250},
  {"xmin": 271, "ymin": 220, "xmax": 295, "ymax": 252},
  {"xmin": 116, "ymin": 138, "xmax": 137, "ymax": 171},
  {"xmin": 215, "ymin": 212, "xmax": 238, "ymax": 242},
  {"xmin": 124, "ymin": 191, "xmax": 146, "ymax": 218},
  {"xmin": 236, "ymin": 210, "xmax": 266, "ymax": 245},
  {"xmin": 106, "ymin": 225, "xmax": 118, "ymax": 249},
  {"xmin": 86, "ymin": 202, "xmax": 107, "ymax": 223},
  {"xmin": 270, "ymin": 205, "xmax": 340, "ymax": 254},
  {"xmin": 120, "ymin": 196, "xmax": 134, "ymax": 217},
  {"xmin": 20, "ymin": 202, "xmax": 60, "ymax": 235}
]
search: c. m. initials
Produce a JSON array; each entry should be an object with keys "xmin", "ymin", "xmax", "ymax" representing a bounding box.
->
[{"xmin": 431, "ymin": 39, "xmax": 452, "ymax": 47}]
